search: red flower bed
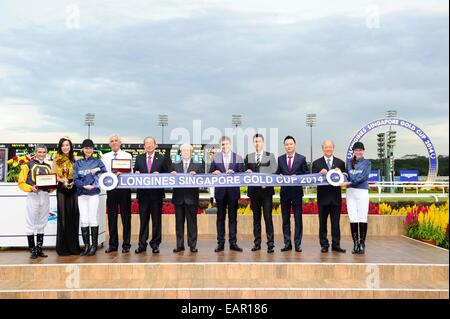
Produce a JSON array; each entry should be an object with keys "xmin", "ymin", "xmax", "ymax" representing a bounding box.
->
[
  {"xmin": 302, "ymin": 201, "xmax": 318, "ymax": 214},
  {"xmin": 127, "ymin": 198, "xmax": 382, "ymax": 215},
  {"xmin": 131, "ymin": 199, "xmax": 139, "ymax": 213},
  {"xmin": 162, "ymin": 202, "xmax": 175, "ymax": 214},
  {"xmin": 404, "ymin": 204, "xmax": 428, "ymax": 227},
  {"xmin": 368, "ymin": 202, "xmax": 380, "ymax": 215},
  {"xmin": 301, "ymin": 199, "xmax": 379, "ymax": 215},
  {"xmin": 129, "ymin": 199, "xmax": 204, "ymax": 215}
]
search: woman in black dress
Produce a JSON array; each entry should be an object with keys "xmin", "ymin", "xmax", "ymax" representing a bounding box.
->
[{"xmin": 52, "ymin": 137, "xmax": 81, "ymax": 255}]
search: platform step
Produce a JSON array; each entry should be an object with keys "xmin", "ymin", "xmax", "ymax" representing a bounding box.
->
[
  {"xmin": 1, "ymin": 235, "xmax": 447, "ymax": 299},
  {"xmin": 1, "ymin": 288, "xmax": 448, "ymax": 299},
  {"xmin": 0, "ymin": 262, "xmax": 447, "ymax": 299}
]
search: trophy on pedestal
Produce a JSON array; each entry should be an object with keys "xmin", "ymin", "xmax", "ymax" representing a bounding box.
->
[{"xmin": 62, "ymin": 164, "xmax": 70, "ymax": 188}]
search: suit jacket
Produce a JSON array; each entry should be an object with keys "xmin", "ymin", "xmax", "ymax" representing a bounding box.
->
[
  {"xmin": 312, "ymin": 156, "xmax": 346, "ymax": 206},
  {"xmin": 209, "ymin": 151, "xmax": 245, "ymax": 200},
  {"xmin": 171, "ymin": 161, "xmax": 204, "ymax": 206},
  {"xmin": 276, "ymin": 153, "xmax": 309, "ymax": 198},
  {"xmin": 244, "ymin": 151, "xmax": 277, "ymax": 198},
  {"xmin": 133, "ymin": 152, "xmax": 172, "ymax": 200}
]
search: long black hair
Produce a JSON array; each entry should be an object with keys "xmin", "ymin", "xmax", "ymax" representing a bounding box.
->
[
  {"xmin": 351, "ymin": 155, "xmax": 357, "ymax": 170},
  {"xmin": 57, "ymin": 137, "xmax": 75, "ymax": 162}
]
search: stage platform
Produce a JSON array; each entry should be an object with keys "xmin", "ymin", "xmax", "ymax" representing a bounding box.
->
[{"xmin": 0, "ymin": 235, "xmax": 448, "ymax": 299}]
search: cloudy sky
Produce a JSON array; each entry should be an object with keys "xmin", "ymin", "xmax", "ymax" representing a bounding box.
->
[{"xmin": 0, "ymin": 0, "xmax": 448, "ymax": 159}]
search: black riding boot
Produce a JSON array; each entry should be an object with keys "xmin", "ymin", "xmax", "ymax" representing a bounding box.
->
[
  {"xmin": 358, "ymin": 223, "xmax": 368, "ymax": 254},
  {"xmin": 80, "ymin": 227, "xmax": 90, "ymax": 256},
  {"xmin": 87, "ymin": 226, "xmax": 99, "ymax": 256},
  {"xmin": 350, "ymin": 223, "xmax": 360, "ymax": 254},
  {"xmin": 36, "ymin": 234, "xmax": 48, "ymax": 258},
  {"xmin": 27, "ymin": 235, "xmax": 38, "ymax": 259}
]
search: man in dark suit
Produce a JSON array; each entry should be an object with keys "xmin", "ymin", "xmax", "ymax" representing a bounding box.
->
[
  {"xmin": 133, "ymin": 136, "xmax": 171, "ymax": 254},
  {"xmin": 276, "ymin": 136, "xmax": 309, "ymax": 252},
  {"xmin": 312, "ymin": 140, "xmax": 346, "ymax": 253},
  {"xmin": 209, "ymin": 136, "xmax": 245, "ymax": 252},
  {"xmin": 244, "ymin": 133, "xmax": 277, "ymax": 253},
  {"xmin": 171, "ymin": 144, "xmax": 204, "ymax": 253},
  {"xmin": 102, "ymin": 134, "xmax": 133, "ymax": 254}
]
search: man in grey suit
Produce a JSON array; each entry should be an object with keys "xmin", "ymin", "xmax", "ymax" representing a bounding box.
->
[
  {"xmin": 171, "ymin": 144, "xmax": 204, "ymax": 253},
  {"xmin": 244, "ymin": 134, "xmax": 277, "ymax": 253}
]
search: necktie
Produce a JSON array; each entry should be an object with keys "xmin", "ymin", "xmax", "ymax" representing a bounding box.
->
[
  {"xmin": 256, "ymin": 154, "xmax": 261, "ymax": 165},
  {"xmin": 327, "ymin": 158, "xmax": 332, "ymax": 170},
  {"xmin": 147, "ymin": 155, "xmax": 152, "ymax": 173},
  {"xmin": 224, "ymin": 154, "xmax": 229, "ymax": 171},
  {"xmin": 113, "ymin": 152, "xmax": 118, "ymax": 160},
  {"xmin": 184, "ymin": 162, "xmax": 189, "ymax": 173},
  {"xmin": 288, "ymin": 156, "xmax": 293, "ymax": 171}
]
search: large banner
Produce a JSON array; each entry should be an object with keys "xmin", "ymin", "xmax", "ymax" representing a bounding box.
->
[
  {"xmin": 400, "ymin": 170, "xmax": 419, "ymax": 182},
  {"xmin": 99, "ymin": 170, "xmax": 346, "ymax": 191},
  {"xmin": 346, "ymin": 118, "xmax": 438, "ymax": 182},
  {"xmin": 368, "ymin": 170, "xmax": 381, "ymax": 182}
]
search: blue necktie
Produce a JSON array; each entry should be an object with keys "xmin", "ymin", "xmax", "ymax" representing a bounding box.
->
[{"xmin": 327, "ymin": 159, "xmax": 332, "ymax": 170}]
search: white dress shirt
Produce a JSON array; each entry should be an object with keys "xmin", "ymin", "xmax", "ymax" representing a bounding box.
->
[
  {"xmin": 146, "ymin": 153, "xmax": 156, "ymax": 171},
  {"xmin": 255, "ymin": 151, "xmax": 263, "ymax": 164},
  {"xmin": 324, "ymin": 155, "xmax": 334, "ymax": 169},
  {"xmin": 182, "ymin": 160, "xmax": 191, "ymax": 173},
  {"xmin": 286, "ymin": 153, "xmax": 295, "ymax": 167},
  {"xmin": 102, "ymin": 149, "xmax": 132, "ymax": 173},
  {"xmin": 222, "ymin": 152, "xmax": 231, "ymax": 171}
]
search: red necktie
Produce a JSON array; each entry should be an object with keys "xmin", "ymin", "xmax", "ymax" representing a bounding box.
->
[
  {"xmin": 288, "ymin": 155, "xmax": 293, "ymax": 171},
  {"xmin": 147, "ymin": 155, "xmax": 152, "ymax": 173}
]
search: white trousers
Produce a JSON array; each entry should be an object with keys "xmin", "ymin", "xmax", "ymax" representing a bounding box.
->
[
  {"xmin": 346, "ymin": 188, "xmax": 369, "ymax": 223},
  {"xmin": 78, "ymin": 195, "xmax": 99, "ymax": 227},
  {"xmin": 26, "ymin": 192, "xmax": 49, "ymax": 235}
]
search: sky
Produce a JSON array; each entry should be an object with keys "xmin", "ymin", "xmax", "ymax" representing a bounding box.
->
[{"xmin": 0, "ymin": 0, "xmax": 448, "ymax": 160}]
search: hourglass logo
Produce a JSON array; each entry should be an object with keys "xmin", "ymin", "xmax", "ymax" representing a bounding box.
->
[
  {"xmin": 99, "ymin": 173, "xmax": 118, "ymax": 191},
  {"xmin": 326, "ymin": 169, "xmax": 345, "ymax": 187}
]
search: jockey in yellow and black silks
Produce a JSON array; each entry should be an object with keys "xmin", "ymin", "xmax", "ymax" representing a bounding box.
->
[{"xmin": 18, "ymin": 144, "xmax": 53, "ymax": 259}]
